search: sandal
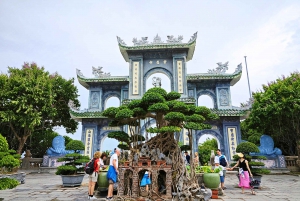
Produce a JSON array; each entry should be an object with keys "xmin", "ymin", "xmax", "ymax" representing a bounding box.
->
[{"xmin": 251, "ymin": 191, "xmax": 256, "ymax": 195}]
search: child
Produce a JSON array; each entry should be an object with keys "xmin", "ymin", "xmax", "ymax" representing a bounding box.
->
[
  {"xmin": 214, "ymin": 161, "xmax": 225, "ymax": 190},
  {"xmin": 140, "ymin": 171, "xmax": 151, "ymax": 192}
]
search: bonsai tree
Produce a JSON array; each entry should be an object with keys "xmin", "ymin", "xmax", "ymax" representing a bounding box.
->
[
  {"xmin": 232, "ymin": 141, "xmax": 270, "ymax": 175},
  {"xmin": 0, "ymin": 134, "xmax": 20, "ymax": 190},
  {"xmin": 55, "ymin": 140, "xmax": 89, "ymax": 175},
  {"xmin": 102, "ymin": 88, "xmax": 219, "ymax": 197},
  {"xmin": 107, "ymin": 131, "xmax": 145, "ymax": 151}
]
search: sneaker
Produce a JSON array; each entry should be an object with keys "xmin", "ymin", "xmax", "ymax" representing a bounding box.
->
[
  {"xmin": 90, "ymin": 196, "xmax": 97, "ymax": 200},
  {"xmin": 88, "ymin": 196, "xmax": 90, "ymax": 200},
  {"xmin": 106, "ymin": 197, "xmax": 113, "ymax": 200}
]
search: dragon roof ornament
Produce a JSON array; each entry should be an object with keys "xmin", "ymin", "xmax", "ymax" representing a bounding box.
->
[
  {"xmin": 92, "ymin": 66, "xmax": 111, "ymax": 78},
  {"xmin": 117, "ymin": 32, "xmax": 198, "ymax": 46},
  {"xmin": 208, "ymin": 62, "xmax": 229, "ymax": 74}
]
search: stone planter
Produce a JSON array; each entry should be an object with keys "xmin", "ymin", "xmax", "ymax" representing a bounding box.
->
[
  {"xmin": 60, "ymin": 174, "xmax": 85, "ymax": 187},
  {"xmin": 203, "ymin": 173, "xmax": 220, "ymax": 189},
  {"xmin": 0, "ymin": 172, "xmax": 26, "ymax": 184},
  {"xmin": 98, "ymin": 170, "xmax": 109, "ymax": 191}
]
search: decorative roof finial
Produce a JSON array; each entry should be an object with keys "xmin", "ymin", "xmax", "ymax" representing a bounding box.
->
[
  {"xmin": 166, "ymin": 35, "xmax": 183, "ymax": 43},
  {"xmin": 133, "ymin": 37, "xmax": 148, "ymax": 46},
  {"xmin": 207, "ymin": 62, "xmax": 229, "ymax": 74},
  {"xmin": 116, "ymin": 36, "xmax": 127, "ymax": 46},
  {"xmin": 92, "ymin": 66, "xmax": 111, "ymax": 78},
  {"xmin": 152, "ymin": 34, "xmax": 163, "ymax": 44}
]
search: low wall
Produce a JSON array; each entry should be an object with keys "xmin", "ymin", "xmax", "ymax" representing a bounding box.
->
[
  {"xmin": 285, "ymin": 156, "xmax": 300, "ymax": 172},
  {"xmin": 21, "ymin": 158, "xmax": 43, "ymax": 169}
]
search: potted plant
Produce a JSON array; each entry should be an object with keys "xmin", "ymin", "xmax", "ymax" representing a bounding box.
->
[
  {"xmin": 55, "ymin": 140, "xmax": 90, "ymax": 187},
  {"xmin": 0, "ymin": 134, "xmax": 22, "ymax": 190},
  {"xmin": 201, "ymin": 166, "xmax": 221, "ymax": 189},
  {"xmin": 231, "ymin": 141, "xmax": 270, "ymax": 188}
]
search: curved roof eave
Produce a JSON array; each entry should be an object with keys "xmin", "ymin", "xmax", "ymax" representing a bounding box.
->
[{"xmin": 117, "ymin": 35, "xmax": 197, "ymax": 62}]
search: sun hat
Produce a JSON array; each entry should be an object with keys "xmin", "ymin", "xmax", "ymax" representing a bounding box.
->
[{"xmin": 237, "ymin": 153, "xmax": 244, "ymax": 158}]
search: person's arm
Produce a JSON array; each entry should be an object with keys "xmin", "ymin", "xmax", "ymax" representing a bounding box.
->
[
  {"xmin": 225, "ymin": 156, "xmax": 229, "ymax": 168},
  {"xmin": 245, "ymin": 160, "xmax": 253, "ymax": 177},
  {"xmin": 230, "ymin": 160, "xmax": 239, "ymax": 170},
  {"xmin": 113, "ymin": 158, "xmax": 118, "ymax": 174}
]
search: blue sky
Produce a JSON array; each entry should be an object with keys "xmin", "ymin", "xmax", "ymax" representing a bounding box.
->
[{"xmin": 1, "ymin": 0, "xmax": 299, "ymax": 149}]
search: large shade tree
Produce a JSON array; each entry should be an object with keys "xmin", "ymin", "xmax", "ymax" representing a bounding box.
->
[
  {"xmin": 244, "ymin": 72, "xmax": 300, "ymax": 155},
  {"xmin": 0, "ymin": 63, "xmax": 80, "ymax": 154},
  {"xmin": 103, "ymin": 87, "xmax": 218, "ymax": 195}
]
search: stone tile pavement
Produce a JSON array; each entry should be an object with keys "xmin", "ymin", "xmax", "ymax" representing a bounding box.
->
[{"xmin": 0, "ymin": 171, "xmax": 299, "ymax": 201}]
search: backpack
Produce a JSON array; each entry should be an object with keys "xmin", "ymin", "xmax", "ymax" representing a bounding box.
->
[
  {"xmin": 85, "ymin": 159, "xmax": 95, "ymax": 175},
  {"xmin": 219, "ymin": 155, "xmax": 227, "ymax": 167}
]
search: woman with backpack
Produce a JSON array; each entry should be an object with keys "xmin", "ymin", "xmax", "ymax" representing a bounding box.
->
[{"xmin": 88, "ymin": 151, "xmax": 101, "ymax": 200}]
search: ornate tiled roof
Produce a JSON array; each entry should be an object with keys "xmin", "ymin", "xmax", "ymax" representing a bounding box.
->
[
  {"xmin": 210, "ymin": 108, "xmax": 249, "ymax": 116},
  {"xmin": 76, "ymin": 69, "xmax": 129, "ymax": 89},
  {"xmin": 117, "ymin": 32, "xmax": 198, "ymax": 62},
  {"xmin": 70, "ymin": 107, "xmax": 249, "ymax": 121},
  {"xmin": 187, "ymin": 63, "xmax": 243, "ymax": 86},
  {"xmin": 69, "ymin": 109, "xmax": 106, "ymax": 121}
]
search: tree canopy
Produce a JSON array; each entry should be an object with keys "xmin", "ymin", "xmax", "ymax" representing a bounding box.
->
[
  {"xmin": 243, "ymin": 72, "xmax": 300, "ymax": 155},
  {"xmin": 0, "ymin": 62, "xmax": 80, "ymax": 154},
  {"xmin": 198, "ymin": 138, "xmax": 218, "ymax": 165}
]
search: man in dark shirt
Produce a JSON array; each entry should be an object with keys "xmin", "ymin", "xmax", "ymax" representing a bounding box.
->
[{"xmin": 185, "ymin": 151, "xmax": 190, "ymax": 164}]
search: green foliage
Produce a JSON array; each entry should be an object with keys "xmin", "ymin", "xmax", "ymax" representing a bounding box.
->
[
  {"xmin": 145, "ymin": 87, "xmax": 168, "ymax": 98},
  {"xmin": 249, "ymin": 161, "xmax": 265, "ymax": 166},
  {"xmin": 166, "ymin": 91, "xmax": 181, "ymax": 101},
  {"xmin": 116, "ymin": 108, "xmax": 134, "ymax": 120},
  {"xmin": 147, "ymin": 126, "xmax": 181, "ymax": 133},
  {"xmin": 56, "ymin": 165, "xmax": 77, "ymax": 175},
  {"xmin": 252, "ymin": 168, "xmax": 271, "ymax": 174},
  {"xmin": 0, "ymin": 134, "xmax": 20, "ymax": 173},
  {"xmin": 65, "ymin": 140, "xmax": 85, "ymax": 153},
  {"xmin": 0, "ymin": 63, "xmax": 80, "ymax": 154},
  {"xmin": 0, "ymin": 134, "xmax": 9, "ymax": 152},
  {"xmin": 244, "ymin": 72, "xmax": 300, "ymax": 155},
  {"xmin": 252, "ymin": 155, "xmax": 267, "ymax": 160},
  {"xmin": 164, "ymin": 112, "xmax": 185, "ymax": 123},
  {"xmin": 118, "ymin": 143, "xmax": 130, "ymax": 150},
  {"xmin": 108, "ymin": 131, "xmax": 130, "ymax": 143},
  {"xmin": 148, "ymin": 103, "xmax": 169, "ymax": 113},
  {"xmin": 0, "ymin": 178, "xmax": 19, "ymax": 190},
  {"xmin": 202, "ymin": 166, "xmax": 214, "ymax": 173},
  {"xmin": 141, "ymin": 92, "xmax": 165, "ymax": 105},
  {"xmin": 180, "ymin": 145, "xmax": 190, "ymax": 151},
  {"xmin": 102, "ymin": 107, "xmax": 119, "ymax": 119},
  {"xmin": 198, "ymin": 138, "xmax": 218, "ymax": 165},
  {"xmin": 127, "ymin": 99, "xmax": 142, "ymax": 109},
  {"xmin": 236, "ymin": 142, "xmax": 259, "ymax": 153}
]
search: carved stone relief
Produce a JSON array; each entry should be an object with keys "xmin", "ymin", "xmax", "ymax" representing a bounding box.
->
[
  {"xmin": 91, "ymin": 92, "xmax": 100, "ymax": 109},
  {"xmin": 219, "ymin": 88, "xmax": 229, "ymax": 106}
]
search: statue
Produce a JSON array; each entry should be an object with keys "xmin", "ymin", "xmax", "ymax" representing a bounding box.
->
[
  {"xmin": 46, "ymin": 136, "xmax": 74, "ymax": 156},
  {"xmin": 252, "ymin": 135, "xmax": 282, "ymax": 157},
  {"xmin": 152, "ymin": 77, "xmax": 161, "ymax": 88},
  {"xmin": 92, "ymin": 66, "xmax": 111, "ymax": 78}
]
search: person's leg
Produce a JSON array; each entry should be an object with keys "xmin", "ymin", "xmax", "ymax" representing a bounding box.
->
[
  {"xmin": 146, "ymin": 185, "xmax": 148, "ymax": 192},
  {"xmin": 241, "ymin": 187, "xmax": 244, "ymax": 194},
  {"xmin": 90, "ymin": 182, "xmax": 95, "ymax": 196},
  {"xmin": 107, "ymin": 183, "xmax": 113, "ymax": 198}
]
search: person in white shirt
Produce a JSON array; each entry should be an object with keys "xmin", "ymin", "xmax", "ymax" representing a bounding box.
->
[
  {"xmin": 106, "ymin": 148, "xmax": 120, "ymax": 200},
  {"xmin": 216, "ymin": 149, "xmax": 229, "ymax": 189}
]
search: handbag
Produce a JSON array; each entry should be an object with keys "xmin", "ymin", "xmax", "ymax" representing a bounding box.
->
[{"xmin": 249, "ymin": 178, "xmax": 260, "ymax": 187}]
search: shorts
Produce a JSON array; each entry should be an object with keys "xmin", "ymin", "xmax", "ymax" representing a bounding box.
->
[
  {"xmin": 220, "ymin": 176, "xmax": 224, "ymax": 183},
  {"xmin": 109, "ymin": 179, "xmax": 114, "ymax": 184},
  {"xmin": 89, "ymin": 172, "xmax": 98, "ymax": 183}
]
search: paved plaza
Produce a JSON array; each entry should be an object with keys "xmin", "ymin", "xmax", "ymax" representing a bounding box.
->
[{"xmin": 1, "ymin": 171, "xmax": 299, "ymax": 201}]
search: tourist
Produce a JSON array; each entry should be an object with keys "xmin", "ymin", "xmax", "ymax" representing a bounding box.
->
[
  {"xmin": 193, "ymin": 152, "xmax": 199, "ymax": 167},
  {"xmin": 230, "ymin": 153, "xmax": 256, "ymax": 195},
  {"xmin": 214, "ymin": 160, "xmax": 225, "ymax": 190},
  {"xmin": 216, "ymin": 149, "xmax": 228, "ymax": 189},
  {"xmin": 140, "ymin": 170, "xmax": 151, "ymax": 193},
  {"xmin": 106, "ymin": 148, "xmax": 121, "ymax": 200},
  {"xmin": 88, "ymin": 151, "xmax": 101, "ymax": 200},
  {"xmin": 185, "ymin": 151, "xmax": 190, "ymax": 164},
  {"xmin": 100, "ymin": 152, "xmax": 107, "ymax": 170}
]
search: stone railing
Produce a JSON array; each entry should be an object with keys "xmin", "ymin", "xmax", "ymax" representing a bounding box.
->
[
  {"xmin": 285, "ymin": 156, "xmax": 299, "ymax": 172},
  {"xmin": 21, "ymin": 158, "xmax": 43, "ymax": 169}
]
